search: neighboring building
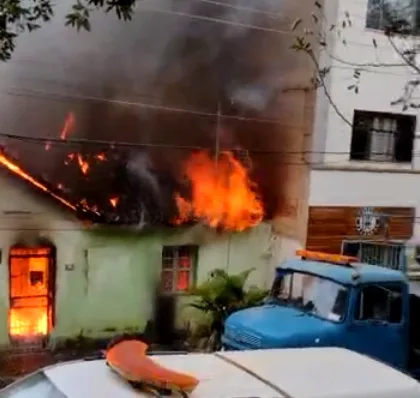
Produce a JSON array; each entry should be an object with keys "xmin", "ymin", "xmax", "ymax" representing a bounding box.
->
[{"xmin": 307, "ymin": 0, "xmax": 420, "ymax": 272}]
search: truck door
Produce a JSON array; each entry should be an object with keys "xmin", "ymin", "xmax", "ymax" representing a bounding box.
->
[{"xmin": 346, "ymin": 283, "xmax": 406, "ymax": 369}]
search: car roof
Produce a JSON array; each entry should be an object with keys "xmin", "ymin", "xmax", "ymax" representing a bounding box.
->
[
  {"xmin": 278, "ymin": 259, "xmax": 406, "ymax": 285},
  {"xmin": 24, "ymin": 347, "xmax": 420, "ymax": 398},
  {"xmin": 44, "ymin": 352, "xmax": 278, "ymax": 398}
]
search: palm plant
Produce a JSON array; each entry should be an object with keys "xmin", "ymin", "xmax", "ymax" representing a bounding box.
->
[{"xmin": 188, "ymin": 268, "xmax": 268, "ymax": 351}]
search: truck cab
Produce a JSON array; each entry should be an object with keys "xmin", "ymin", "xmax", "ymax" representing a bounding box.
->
[{"xmin": 222, "ymin": 250, "xmax": 420, "ymax": 377}]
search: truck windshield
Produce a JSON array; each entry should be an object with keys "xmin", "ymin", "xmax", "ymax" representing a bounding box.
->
[{"xmin": 270, "ymin": 272, "xmax": 349, "ymax": 322}]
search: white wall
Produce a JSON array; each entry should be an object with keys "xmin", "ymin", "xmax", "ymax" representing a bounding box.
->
[
  {"xmin": 313, "ymin": 0, "xmax": 420, "ymax": 168},
  {"xmin": 308, "ymin": 0, "xmax": 420, "ymax": 239}
]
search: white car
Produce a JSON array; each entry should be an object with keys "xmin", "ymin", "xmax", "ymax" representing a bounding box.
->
[{"xmin": 0, "ymin": 347, "xmax": 420, "ymax": 398}]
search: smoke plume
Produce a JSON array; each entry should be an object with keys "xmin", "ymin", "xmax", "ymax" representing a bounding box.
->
[{"xmin": 0, "ymin": 0, "xmax": 315, "ymax": 227}]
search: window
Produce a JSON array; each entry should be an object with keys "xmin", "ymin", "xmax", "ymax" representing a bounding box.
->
[
  {"xmin": 270, "ymin": 272, "xmax": 349, "ymax": 322},
  {"xmin": 342, "ymin": 240, "xmax": 405, "ymax": 271},
  {"xmin": 160, "ymin": 245, "xmax": 197, "ymax": 293},
  {"xmin": 354, "ymin": 284, "xmax": 403, "ymax": 323},
  {"xmin": 350, "ymin": 110, "xmax": 415, "ymax": 163},
  {"xmin": 366, "ymin": 0, "xmax": 418, "ymax": 34}
]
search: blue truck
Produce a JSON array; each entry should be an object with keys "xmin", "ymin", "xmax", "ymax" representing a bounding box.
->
[{"xmin": 221, "ymin": 250, "xmax": 420, "ymax": 377}]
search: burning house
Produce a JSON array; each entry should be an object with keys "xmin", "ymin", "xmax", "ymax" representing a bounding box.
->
[{"xmin": 0, "ymin": 0, "xmax": 317, "ymax": 347}]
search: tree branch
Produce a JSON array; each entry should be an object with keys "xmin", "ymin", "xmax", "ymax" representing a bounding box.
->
[{"xmin": 308, "ymin": 49, "xmax": 353, "ymax": 127}]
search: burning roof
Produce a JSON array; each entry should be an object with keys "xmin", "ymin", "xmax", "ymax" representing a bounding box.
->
[
  {"xmin": 0, "ymin": 0, "xmax": 316, "ymax": 232},
  {"xmin": 175, "ymin": 151, "xmax": 263, "ymax": 231},
  {"xmin": 0, "ymin": 113, "xmax": 264, "ymax": 231}
]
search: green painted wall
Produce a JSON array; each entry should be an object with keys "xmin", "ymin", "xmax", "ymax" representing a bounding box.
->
[{"xmin": 0, "ymin": 222, "xmax": 276, "ymax": 346}]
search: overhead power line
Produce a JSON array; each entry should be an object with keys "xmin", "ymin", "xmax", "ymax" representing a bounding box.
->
[
  {"xmin": 189, "ymin": 0, "xmax": 288, "ymax": 19},
  {"xmin": 136, "ymin": 5, "xmax": 294, "ymax": 35},
  {"xmin": 2, "ymin": 87, "xmax": 305, "ymax": 127},
  {"xmin": 3, "ymin": 131, "xmax": 420, "ymax": 161}
]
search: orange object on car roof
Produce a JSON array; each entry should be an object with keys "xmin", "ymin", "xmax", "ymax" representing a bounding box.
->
[
  {"xmin": 105, "ymin": 339, "xmax": 199, "ymax": 394},
  {"xmin": 296, "ymin": 249, "xmax": 358, "ymax": 265}
]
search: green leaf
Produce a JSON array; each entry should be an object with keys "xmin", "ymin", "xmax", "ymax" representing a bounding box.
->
[
  {"xmin": 81, "ymin": 18, "xmax": 91, "ymax": 31},
  {"xmin": 188, "ymin": 267, "xmax": 263, "ymax": 326}
]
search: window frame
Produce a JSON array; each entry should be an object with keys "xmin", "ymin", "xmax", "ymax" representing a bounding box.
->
[
  {"xmin": 365, "ymin": 0, "xmax": 417, "ymax": 35},
  {"xmin": 350, "ymin": 110, "xmax": 415, "ymax": 163},
  {"xmin": 160, "ymin": 245, "xmax": 198, "ymax": 294},
  {"xmin": 353, "ymin": 282, "xmax": 404, "ymax": 324},
  {"xmin": 270, "ymin": 271, "xmax": 351, "ymax": 324}
]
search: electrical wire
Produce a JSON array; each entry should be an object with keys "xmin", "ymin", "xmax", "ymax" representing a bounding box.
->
[
  {"xmin": 134, "ymin": 2, "xmax": 417, "ymax": 78},
  {"xmin": 136, "ymin": 5, "xmax": 294, "ymax": 36},
  {"xmin": 189, "ymin": 0, "xmax": 288, "ymax": 20},
  {"xmin": 0, "ymin": 3, "xmax": 403, "ymax": 129},
  {"xmin": 0, "ymin": 87, "xmax": 301, "ymax": 126},
  {"xmin": 3, "ymin": 131, "xmax": 420, "ymax": 161},
  {"xmin": 0, "ymin": 7, "xmax": 415, "ymax": 232}
]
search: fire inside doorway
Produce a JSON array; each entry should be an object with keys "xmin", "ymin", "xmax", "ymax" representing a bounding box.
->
[{"xmin": 8, "ymin": 247, "xmax": 55, "ymax": 342}]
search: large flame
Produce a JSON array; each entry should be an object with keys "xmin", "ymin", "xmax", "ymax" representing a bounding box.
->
[
  {"xmin": 0, "ymin": 152, "xmax": 76, "ymax": 211},
  {"xmin": 9, "ymin": 248, "xmax": 50, "ymax": 338},
  {"xmin": 1, "ymin": 112, "xmax": 263, "ymax": 227},
  {"xmin": 175, "ymin": 151, "xmax": 263, "ymax": 231},
  {"xmin": 9, "ymin": 308, "xmax": 48, "ymax": 337}
]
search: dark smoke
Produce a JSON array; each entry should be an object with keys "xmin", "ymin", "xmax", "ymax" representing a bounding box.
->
[{"xmin": 0, "ymin": 0, "xmax": 315, "ymax": 226}]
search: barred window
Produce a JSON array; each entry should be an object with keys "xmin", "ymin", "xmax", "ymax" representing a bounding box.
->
[
  {"xmin": 350, "ymin": 110, "xmax": 415, "ymax": 163},
  {"xmin": 366, "ymin": 0, "xmax": 417, "ymax": 34},
  {"xmin": 160, "ymin": 245, "xmax": 197, "ymax": 293}
]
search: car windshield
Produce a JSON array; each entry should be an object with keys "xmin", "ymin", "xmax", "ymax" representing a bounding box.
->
[
  {"xmin": 0, "ymin": 371, "xmax": 66, "ymax": 398},
  {"xmin": 270, "ymin": 271, "xmax": 349, "ymax": 322}
]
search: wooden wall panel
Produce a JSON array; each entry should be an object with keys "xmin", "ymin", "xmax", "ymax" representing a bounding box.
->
[{"xmin": 306, "ymin": 206, "xmax": 414, "ymax": 254}]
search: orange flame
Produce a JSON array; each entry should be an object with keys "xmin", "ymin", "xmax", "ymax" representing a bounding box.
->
[
  {"xmin": 77, "ymin": 154, "xmax": 89, "ymax": 175},
  {"xmin": 64, "ymin": 153, "xmax": 74, "ymax": 166},
  {"xmin": 95, "ymin": 153, "xmax": 107, "ymax": 162},
  {"xmin": 109, "ymin": 196, "xmax": 119, "ymax": 208},
  {"xmin": 60, "ymin": 112, "xmax": 75, "ymax": 140},
  {"xmin": 9, "ymin": 309, "xmax": 48, "ymax": 337},
  {"xmin": 175, "ymin": 151, "xmax": 263, "ymax": 231},
  {"xmin": 9, "ymin": 249, "xmax": 50, "ymax": 338},
  {"xmin": 79, "ymin": 198, "xmax": 100, "ymax": 214},
  {"xmin": 0, "ymin": 153, "xmax": 76, "ymax": 211}
]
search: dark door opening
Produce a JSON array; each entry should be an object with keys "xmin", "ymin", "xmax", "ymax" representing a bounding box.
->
[{"xmin": 8, "ymin": 246, "xmax": 55, "ymax": 342}]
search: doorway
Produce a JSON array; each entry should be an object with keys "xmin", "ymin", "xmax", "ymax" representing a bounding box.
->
[{"xmin": 8, "ymin": 246, "xmax": 55, "ymax": 342}]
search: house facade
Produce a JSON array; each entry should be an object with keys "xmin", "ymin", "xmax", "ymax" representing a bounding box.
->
[
  {"xmin": 0, "ymin": 167, "xmax": 281, "ymax": 347},
  {"xmin": 0, "ymin": 0, "xmax": 318, "ymax": 348},
  {"xmin": 307, "ymin": 0, "xmax": 420, "ymax": 271}
]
